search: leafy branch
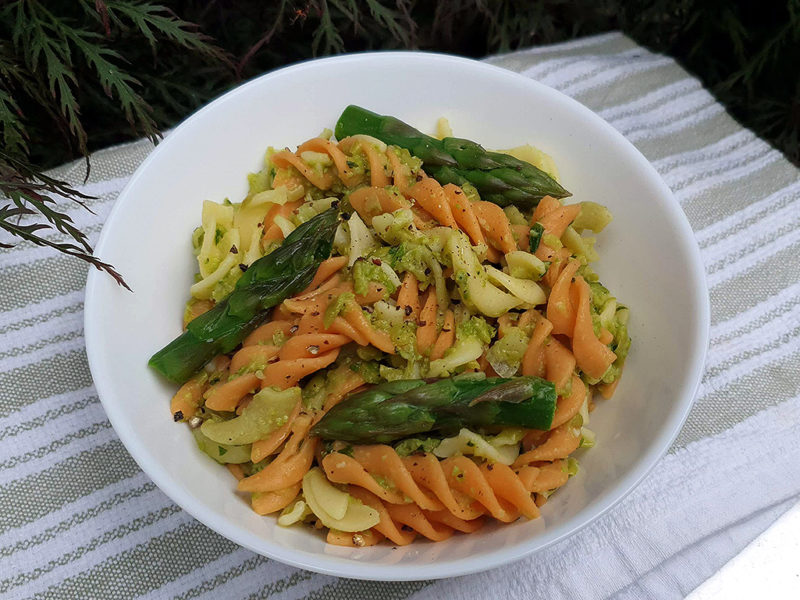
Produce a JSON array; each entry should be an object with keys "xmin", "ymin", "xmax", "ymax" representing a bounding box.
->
[
  {"xmin": 0, "ymin": 150, "xmax": 129, "ymax": 288},
  {"xmin": 0, "ymin": 0, "xmax": 229, "ymax": 288}
]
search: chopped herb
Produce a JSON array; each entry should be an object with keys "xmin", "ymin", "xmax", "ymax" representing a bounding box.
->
[
  {"xmin": 348, "ymin": 360, "xmax": 381, "ymax": 384},
  {"xmin": 387, "ymin": 244, "xmax": 406, "ymax": 267},
  {"xmin": 566, "ymin": 457, "xmax": 579, "ymax": 476},
  {"xmin": 394, "ymin": 437, "xmax": 441, "ymax": 456},
  {"xmin": 529, "ymin": 223, "xmax": 545, "ymax": 252},
  {"xmin": 218, "ymin": 446, "xmax": 228, "ymax": 456},
  {"xmin": 352, "ymin": 259, "xmax": 396, "ymax": 296},
  {"xmin": 324, "ymin": 292, "xmax": 355, "ymax": 328}
]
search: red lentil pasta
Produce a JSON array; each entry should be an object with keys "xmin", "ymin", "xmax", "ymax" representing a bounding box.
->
[{"xmin": 170, "ymin": 123, "xmax": 631, "ymax": 547}]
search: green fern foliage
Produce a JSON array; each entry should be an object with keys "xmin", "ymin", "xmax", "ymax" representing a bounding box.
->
[{"xmin": 0, "ymin": 0, "xmax": 228, "ymax": 286}]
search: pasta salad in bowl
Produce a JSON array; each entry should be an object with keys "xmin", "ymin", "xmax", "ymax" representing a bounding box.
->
[
  {"xmin": 149, "ymin": 105, "xmax": 630, "ymax": 547},
  {"xmin": 84, "ymin": 53, "xmax": 708, "ymax": 579}
]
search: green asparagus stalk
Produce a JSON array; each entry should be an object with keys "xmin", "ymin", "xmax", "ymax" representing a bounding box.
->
[
  {"xmin": 334, "ymin": 105, "xmax": 570, "ymax": 208},
  {"xmin": 311, "ymin": 374, "xmax": 556, "ymax": 444},
  {"xmin": 149, "ymin": 208, "xmax": 340, "ymax": 384}
]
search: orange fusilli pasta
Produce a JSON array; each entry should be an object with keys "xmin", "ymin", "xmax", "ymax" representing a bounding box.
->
[{"xmin": 167, "ymin": 120, "xmax": 630, "ymax": 548}]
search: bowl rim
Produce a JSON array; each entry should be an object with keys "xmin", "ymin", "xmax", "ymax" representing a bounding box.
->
[{"xmin": 84, "ymin": 50, "xmax": 710, "ymax": 581}]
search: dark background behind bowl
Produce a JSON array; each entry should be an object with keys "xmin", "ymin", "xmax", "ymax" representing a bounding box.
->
[{"xmin": 9, "ymin": 0, "xmax": 800, "ymax": 168}]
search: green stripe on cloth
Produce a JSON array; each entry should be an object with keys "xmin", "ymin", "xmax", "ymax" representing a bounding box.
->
[
  {"xmin": 675, "ymin": 351, "xmax": 800, "ymax": 447},
  {"xmin": 0, "ymin": 441, "xmax": 139, "ymax": 532},
  {"xmin": 0, "ymin": 351, "xmax": 93, "ymax": 417},
  {"xmin": 0, "ymin": 395, "xmax": 97, "ymax": 442},
  {"xmin": 25, "ymin": 522, "xmax": 239, "ymax": 599},
  {"xmin": 0, "ymin": 482, "xmax": 157, "ymax": 559},
  {"xmin": 0, "ymin": 257, "xmax": 88, "ymax": 312}
]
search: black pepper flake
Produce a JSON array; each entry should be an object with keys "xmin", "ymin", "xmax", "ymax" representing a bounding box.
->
[
  {"xmin": 173, "ymin": 411, "xmax": 184, "ymax": 422},
  {"xmin": 371, "ymin": 258, "xmax": 382, "ymax": 266},
  {"xmin": 331, "ymin": 200, "xmax": 340, "ymax": 209},
  {"xmin": 230, "ymin": 245, "xmax": 238, "ymax": 254},
  {"xmin": 419, "ymin": 320, "xmax": 427, "ymax": 326},
  {"xmin": 289, "ymin": 325, "xmax": 299, "ymax": 334},
  {"xmin": 424, "ymin": 267, "xmax": 431, "ymax": 275},
  {"xmin": 415, "ymin": 174, "xmax": 424, "ymax": 181},
  {"xmin": 404, "ymin": 306, "xmax": 413, "ymax": 316},
  {"xmin": 323, "ymin": 339, "xmax": 330, "ymax": 344},
  {"xmin": 442, "ymin": 327, "xmax": 452, "ymax": 333},
  {"xmin": 238, "ymin": 263, "xmax": 248, "ymax": 272},
  {"xmin": 362, "ymin": 305, "xmax": 374, "ymax": 314},
  {"xmin": 451, "ymin": 299, "xmax": 461, "ymax": 305},
  {"xmin": 268, "ymin": 356, "xmax": 280, "ymax": 364},
  {"xmin": 487, "ymin": 464, "xmax": 494, "ymax": 471},
  {"xmin": 285, "ymin": 374, "xmax": 291, "ymax": 379},
  {"xmin": 341, "ymin": 212, "xmax": 351, "ymax": 220},
  {"xmin": 311, "ymin": 311, "xmax": 320, "ymax": 316},
  {"xmin": 402, "ymin": 525, "xmax": 413, "ymax": 532}
]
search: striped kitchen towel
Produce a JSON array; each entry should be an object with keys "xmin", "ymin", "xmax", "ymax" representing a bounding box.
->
[{"xmin": 1, "ymin": 32, "xmax": 799, "ymax": 599}]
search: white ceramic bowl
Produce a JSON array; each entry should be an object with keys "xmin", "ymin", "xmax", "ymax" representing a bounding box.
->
[{"xmin": 84, "ymin": 52, "xmax": 709, "ymax": 580}]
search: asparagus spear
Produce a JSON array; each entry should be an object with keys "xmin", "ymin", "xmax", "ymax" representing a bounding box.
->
[
  {"xmin": 149, "ymin": 208, "xmax": 340, "ymax": 384},
  {"xmin": 311, "ymin": 374, "xmax": 556, "ymax": 444},
  {"xmin": 334, "ymin": 105, "xmax": 570, "ymax": 208}
]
